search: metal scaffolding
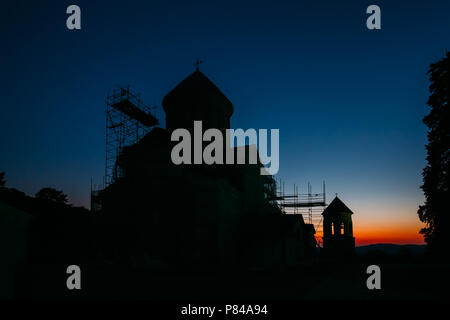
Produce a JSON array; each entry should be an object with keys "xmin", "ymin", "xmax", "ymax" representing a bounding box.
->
[
  {"xmin": 105, "ymin": 86, "xmax": 158, "ymax": 187},
  {"xmin": 276, "ymin": 180, "xmax": 327, "ymax": 244}
]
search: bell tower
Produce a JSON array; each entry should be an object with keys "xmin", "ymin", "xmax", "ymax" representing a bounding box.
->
[{"xmin": 321, "ymin": 196, "xmax": 355, "ymax": 257}]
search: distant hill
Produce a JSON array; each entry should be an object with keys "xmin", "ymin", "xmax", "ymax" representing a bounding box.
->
[{"xmin": 356, "ymin": 244, "xmax": 426, "ymax": 256}]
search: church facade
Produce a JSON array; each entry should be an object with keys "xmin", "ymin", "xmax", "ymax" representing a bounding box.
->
[{"xmin": 98, "ymin": 70, "xmax": 317, "ymax": 270}]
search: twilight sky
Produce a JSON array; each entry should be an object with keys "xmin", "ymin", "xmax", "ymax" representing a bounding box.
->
[{"xmin": 1, "ymin": 0, "xmax": 449, "ymax": 244}]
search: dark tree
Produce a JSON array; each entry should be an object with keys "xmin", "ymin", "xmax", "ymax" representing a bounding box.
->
[
  {"xmin": 418, "ymin": 52, "xmax": 450, "ymax": 257},
  {"xmin": 35, "ymin": 187, "xmax": 68, "ymax": 204},
  {"xmin": 0, "ymin": 172, "xmax": 5, "ymax": 187}
]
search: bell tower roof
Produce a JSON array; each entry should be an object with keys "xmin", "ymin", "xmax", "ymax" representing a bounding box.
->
[{"xmin": 322, "ymin": 196, "xmax": 354, "ymax": 216}]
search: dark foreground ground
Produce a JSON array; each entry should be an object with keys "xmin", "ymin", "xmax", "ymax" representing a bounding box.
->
[{"xmin": 13, "ymin": 260, "xmax": 450, "ymax": 300}]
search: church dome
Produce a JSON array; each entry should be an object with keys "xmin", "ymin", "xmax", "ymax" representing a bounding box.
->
[{"xmin": 162, "ymin": 70, "xmax": 234, "ymax": 131}]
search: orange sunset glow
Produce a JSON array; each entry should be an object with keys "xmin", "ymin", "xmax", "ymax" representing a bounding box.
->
[
  {"xmin": 353, "ymin": 214, "xmax": 425, "ymax": 246},
  {"xmin": 313, "ymin": 200, "xmax": 426, "ymax": 246},
  {"xmin": 315, "ymin": 223, "xmax": 425, "ymax": 246},
  {"xmin": 353, "ymin": 225, "xmax": 425, "ymax": 246}
]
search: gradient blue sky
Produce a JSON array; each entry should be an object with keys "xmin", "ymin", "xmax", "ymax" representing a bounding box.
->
[{"xmin": 1, "ymin": 0, "xmax": 449, "ymax": 243}]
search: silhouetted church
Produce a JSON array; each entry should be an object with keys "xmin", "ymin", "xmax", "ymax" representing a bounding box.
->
[
  {"xmin": 321, "ymin": 196, "xmax": 355, "ymax": 257},
  {"xmin": 98, "ymin": 70, "xmax": 317, "ymax": 269}
]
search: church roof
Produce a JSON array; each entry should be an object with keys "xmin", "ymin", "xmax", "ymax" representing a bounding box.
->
[
  {"xmin": 321, "ymin": 196, "xmax": 354, "ymax": 216},
  {"xmin": 162, "ymin": 70, "xmax": 233, "ymax": 116}
]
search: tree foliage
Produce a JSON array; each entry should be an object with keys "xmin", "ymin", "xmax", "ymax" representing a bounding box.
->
[
  {"xmin": 0, "ymin": 172, "xmax": 5, "ymax": 187},
  {"xmin": 418, "ymin": 52, "xmax": 450, "ymax": 256},
  {"xmin": 35, "ymin": 187, "xmax": 68, "ymax": 204}
]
